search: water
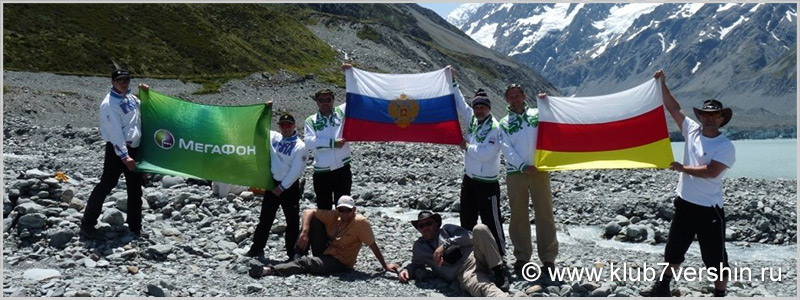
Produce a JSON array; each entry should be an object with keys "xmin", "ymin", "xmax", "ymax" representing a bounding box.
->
[{"xmin": 671, "ymin": 139, "xmax": 797, "ymax": 179}]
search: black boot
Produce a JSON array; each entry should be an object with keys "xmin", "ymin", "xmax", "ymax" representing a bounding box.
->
[
  {"xmin": 540, "ymin": 262, "xmax": 564, "ymax": 286},
  {"xmin": 713, "ymin": 289, "xmax": 726, "ymax": 297},
  {"xmin": 640, "ymin": 276, "xmax": 671, "ymax": 297},
  {"xmin": 492, "ymin": 265, "xmax": 510, "ymax": 292}
]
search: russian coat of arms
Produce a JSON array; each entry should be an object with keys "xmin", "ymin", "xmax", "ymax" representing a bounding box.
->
[{"xmin": 388, "ymin": 93, "xmax": 419, "ymax": 128}]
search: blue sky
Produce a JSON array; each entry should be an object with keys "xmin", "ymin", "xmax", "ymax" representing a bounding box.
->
[{"xmin": 419, "ymin": 3, "xmax": 464, "ymax": 20}]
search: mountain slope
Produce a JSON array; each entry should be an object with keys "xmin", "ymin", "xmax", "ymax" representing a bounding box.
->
[{"xmin": 449, "ymin": 3, "xmax": 797, "ymax": 128}]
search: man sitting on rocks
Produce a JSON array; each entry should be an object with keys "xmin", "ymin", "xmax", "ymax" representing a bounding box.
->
[
  {"xmin": 249, "ymin": 196, "xmax": 399, "ymax": 277},
  {"xmin": 642, "ymin": 70, "xmax": 736, "ymax": 297},
  {"xmin": 396, "ymin": 211, "xmax": 509, "ymax": 297}
]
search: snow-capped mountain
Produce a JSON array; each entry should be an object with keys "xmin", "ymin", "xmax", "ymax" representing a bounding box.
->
[{"xmin": 448, "ymin": 3, "xmax": 796, "ymax": 122}]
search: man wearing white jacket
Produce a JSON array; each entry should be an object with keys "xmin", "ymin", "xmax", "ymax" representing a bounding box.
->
[
  {"xmin": 499, "ymin": 84, "xmax": 559, "ymax": 283},
  {"xmin": 303, "ymin": 88, "xmax": 351, "ymax": 210},
  {"xmin": 247, "ymin": 113, "xmax": 308, "ymax": 259},
  {"xmin": 82, "ymin": 69, "xmax": 149, "ymax": 238},
  {"xmin": 450, "ymin": 68, "xmax": 506, "ymax": 256}
]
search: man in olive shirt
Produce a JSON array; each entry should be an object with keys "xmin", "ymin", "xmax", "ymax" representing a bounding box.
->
[{"xmin": 249, "ymin": 196, "xmax": 399, "ymax": 276}]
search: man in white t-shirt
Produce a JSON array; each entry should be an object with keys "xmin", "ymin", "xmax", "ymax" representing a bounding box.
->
[{"xmin": 644, "ymin": 70, "xmax": 736, "ymax": 297}]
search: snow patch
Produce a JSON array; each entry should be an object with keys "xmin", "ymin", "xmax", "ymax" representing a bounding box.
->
[
  {"xmin": 717, "ymin": 3, "xmax": 738, "ymax": 12},
  {"xmin": 447, "ymin": 3, "xmax": 485, "ymax": 27},
  {"xmin": 666, "ymin": 39, "xmax": 677, "ymax": 53},
  {"xmin": 471, "ymin": 23, "xmax": 499, "ymax": 48},
  {"xmin": 749, "ymin": 3, "xmax": 763, "ymax": 13},
  {"xmin": 590, "ymin": 3, "xmax": 659, "ymax": 57},
  {"xmin": 691, "ymin": 62, "xmax": 701, "ymax": 74},
  {"xmin": 720, "ymin": 16, "xmax": 747, "ymax": 40},
  {"xmin": 670, "ymin": 3, "xmax": 705, "ymax": 19},
  {"xmin": 509, "ymin": 3, "xmax": 585, "ymax": 55}
]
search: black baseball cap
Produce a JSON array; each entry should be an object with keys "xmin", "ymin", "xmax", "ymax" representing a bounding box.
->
[
  {"xmin": 278, "ymin": 113, "xmax": 295, "ymax": 124},
  {"xmin": 111, "ymin": 69, "xmax": 131, "ymax": 81}
]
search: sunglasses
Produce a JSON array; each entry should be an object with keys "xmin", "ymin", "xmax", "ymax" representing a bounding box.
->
[
  {"xmin": 417, "ymin": 221, "xmax": 436, "ymax": 229},
  {"xmin": 115, "ymin": 78, "xmax": 131, "ymax": 84},
  {"xmin": 337, "ymin": 207, "xmax": 353, "ymax": 213},
  {"xmin": 279, "ymin": 122, "xmax": 294, "ymax": 128},
  {"xmin": 316, "ymin": 97, "xmax": 333, "ymax": 103},
  {"xmin": 699, "ymin": 111, "xmax": 722, "ymax": 118}
]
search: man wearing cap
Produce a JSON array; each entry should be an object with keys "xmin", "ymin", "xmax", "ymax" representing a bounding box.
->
[
  {"xmin": 397, "ymin": 211, "xmax": 509, "ymax": 296},
  {"xmin": 448, "ymin": 67, "xmax": 506, "ymax": 257},
  {"xmin": 245, "ymin": 113, "xmax": 308, "ymax": 259},
  {"xmin": 499, "ymin": 84, "xmax": 560, "ymax": 282},
  {"xmin": 304, "ymin": 86, "xmax": 352, "ymax": 210},
  {"xmin": 249, "ymin": 196, "xmax": 399, "ymax": 277},
  {"xmin": 643, "ymin": 70, "xmax": 736, "ymax": 297},
  {"xmin": 81, "ymin": 69, "xmax": 150, "ymax": 238}
]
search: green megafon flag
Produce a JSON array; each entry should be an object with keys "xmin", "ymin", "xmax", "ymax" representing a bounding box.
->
[{"xmin": 137, "ymin": 89, "xmax": 274, "ymax": 190}]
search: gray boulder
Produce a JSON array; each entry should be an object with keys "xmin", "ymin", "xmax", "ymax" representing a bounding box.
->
[
  {"xmin": 101, "ymin": 208, "xmax": 125, "ymax": 225},
  {"xmin": 48, "ymin": 230, "xmax": 75, "ymax": 248},
  {"xmin": 19, "ymin": 213, "xmax": 47, "ymax": 229}
]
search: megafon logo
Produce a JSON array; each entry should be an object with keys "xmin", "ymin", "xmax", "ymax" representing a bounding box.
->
[{"xmin": 154, "ymin": 129, "xmax": 175, "ymax": 149}]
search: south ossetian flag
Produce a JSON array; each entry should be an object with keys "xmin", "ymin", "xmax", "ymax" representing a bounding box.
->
[
  {"xmin": 535, "ymin": 79, "xmax": 673, "ymax": 171},
  {"xmin": 342, "ymin": 67, "xmax": 462, "ymax": 145}
]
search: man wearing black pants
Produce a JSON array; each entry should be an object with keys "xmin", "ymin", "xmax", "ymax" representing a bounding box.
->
[
  {"xmin": 451, "ymin": 66, "xmax": 506, "ymax": 257},
  {"xmin": 643, "ymin": 70, "xmax": 736, "ymax": 297},
  {"xmin": 246, "ymin": 113, "xmax": 308, "ymax": 259},
  {"xmin": 303, "ymin": 88, "xmax": 352, "ymax": 210},
  {"xmin": 82, "ymin": 69, "xmax": 149, "ymax": 237}
]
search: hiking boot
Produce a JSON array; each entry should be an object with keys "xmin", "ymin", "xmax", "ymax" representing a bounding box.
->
[
  {"xmin": 248, "ymin": 265, "xmax": 274, "ymax": 278},
  {"xmin": 639, "ymin": 278, "xmax": 671, "ymax": 297},
  {"xmin": 244, "ymin": 248, "xmax": 265, "ymax": 258},
  {"xmin": 539, "ymin": 262, "xmax": 565, "ymax": 286},
  {"xmin": 513, "ymin": 260, "xmax": 529, "ymax": 275},
  {"xmin": 79, "ymin": 224, "xmax": 102, "ymax": 239},
  {"xmin": 492, "ymin": 265, "xmax": 510, "ymax": 292}
]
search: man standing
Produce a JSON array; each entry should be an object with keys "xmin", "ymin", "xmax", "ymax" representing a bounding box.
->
[
  {"xmin": 499, "ymin": 84, "xmax": 559, "ymax": 282},
  {"xmin": 246, "ymin": 113, "xmax": 308, "ymax": 260},
  {"xmin": 450, "ymin": 67, "xmax": 505, "ymax": 256},
  {"xmin": 397, "ymin": 211, "xmax": 509, "ymax": 296},
  {"xmin": 82, "ymin": 69, "xmax": 149, "ymax": 237},
  {"xmin": 249, "ymin": 196, "xmax": 399, "ymax": 277},
  {"xmin": 303, "ymin": 88, "xmax": 351, "ymax": 210},
  {"xmin": 643, "ymin": 70, "xmax": 735, "ymax": 297}
]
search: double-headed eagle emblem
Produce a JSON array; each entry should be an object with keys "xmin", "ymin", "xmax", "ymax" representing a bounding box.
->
[{"xmin": 388, "ymin": 93, "xmax": 419, "ymax": 128}]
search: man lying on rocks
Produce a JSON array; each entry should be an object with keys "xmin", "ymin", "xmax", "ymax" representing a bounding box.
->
[
  {"xmin": 248, "ymin": 196, "xmax": 399, "ymax": 277},
  {"xmin": 396, "ymin": 211, "xmax": 510, "ymax": 297}
]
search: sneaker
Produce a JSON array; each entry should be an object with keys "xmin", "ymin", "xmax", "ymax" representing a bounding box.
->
[
  {"xmin": 492, "ymin": 265, "xmax": 510, "ymax": 292},
  {"xmin": 639, "ymin": 279, "xmax": 671, "ymax": 297},
  {"xmin": 248, "ymin": 265, "xmax": 274, "ymax": 278}
]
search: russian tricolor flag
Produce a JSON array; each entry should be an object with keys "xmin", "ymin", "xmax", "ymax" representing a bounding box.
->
[
  {"xmin": 342, "ymin": 67, "xmax": 463, "ymax": 145},
  {"xmin": 535, "ymin": 79, "xmax": 673, "ymax": 171}
]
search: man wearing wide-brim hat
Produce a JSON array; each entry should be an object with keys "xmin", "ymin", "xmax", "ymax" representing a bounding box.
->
[
  {"xmin": 645, "ymin": 70, "xmax": 736, "ymax": 297},
  {"xmin": 396, "ymin": 211, "xmax": 509, "ymax": 297}
]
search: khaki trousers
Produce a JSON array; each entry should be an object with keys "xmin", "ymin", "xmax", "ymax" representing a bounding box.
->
[
  {"xmin": 506, "ymin": 172, "xmax": 558, "ymax": 264},
  {"xmin": 457, "ymin": 224, "xmax": 507, "ymax": 297}
]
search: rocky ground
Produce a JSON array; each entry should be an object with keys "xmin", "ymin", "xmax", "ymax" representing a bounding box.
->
[{"xmin": 2, "ymin": 71, "xmax": 797, "ymax": 297}]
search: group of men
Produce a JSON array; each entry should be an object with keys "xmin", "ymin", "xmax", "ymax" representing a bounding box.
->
[{"xmin": 81, "ymin": 66, "xmax": 735, "ymax": 297}]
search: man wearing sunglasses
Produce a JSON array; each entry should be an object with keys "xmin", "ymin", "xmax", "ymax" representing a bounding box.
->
[
  {"xmin": 246, "ymin": 113, "xmax": 308, "ymax": 260},
  {"xmin": 643, "ymin": 71, "xmax": 736, "ymax": 297},
  {"xmin": 396, "ymin": 211, "xmax": 509, "ymax": 296},
  {"xmin": 499, "ymin": 83, "xmax": 560, "ymax": 284},
  {"xmin": 81, "ymin": 69, "xmax": 150, "ymax": 239},
  {"xmin": 303, "ymin": 86, "xmax": 352, "ymax": 211},
  {"xmin": 249, "ymin": 196, "xmax": 399, "ymax": 277}
]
